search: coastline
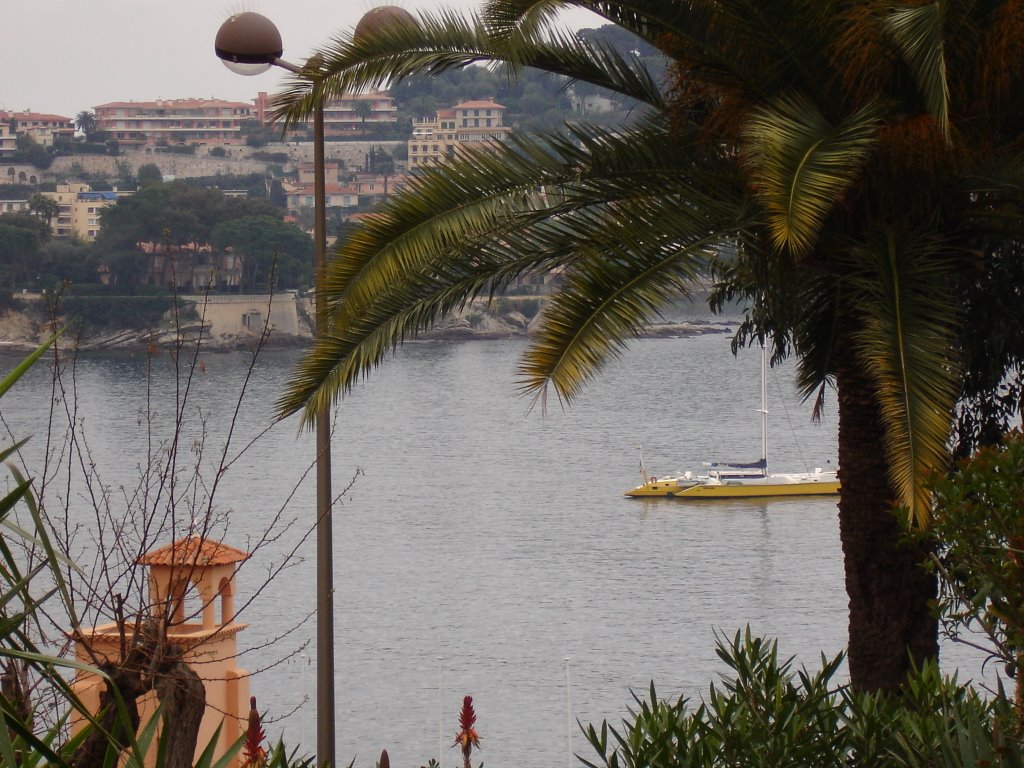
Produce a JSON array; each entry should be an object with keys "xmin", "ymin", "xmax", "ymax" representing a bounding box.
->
[{"xmin": 0, "ymin": 295, "xmax": 733, "ymax": 355}]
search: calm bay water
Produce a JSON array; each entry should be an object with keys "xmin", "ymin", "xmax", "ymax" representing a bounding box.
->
[{"xmin": 0, "ymin": 318, "xmax": 991, "ymax": 767}]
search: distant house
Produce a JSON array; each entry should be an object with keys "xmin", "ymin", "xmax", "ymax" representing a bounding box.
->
[
  {"xmin": 93, "ymin": 98, "xmax": 255, "ymax": 146},
  {"xmin": 408, "ymin": 99, "xmax": 511, "ymax": 170},
  {"xmin": 255, "ymin": 90, "xmax": 398, "ymax": 138},
  {"xmin": 0, "ymin": 109, "xmax": 75, "ymax": 147},
  {"xmin": 138, "ymin": 240, "xmax": 241, "ymax": 291},
  {"xmin": 284, "ymin": 183, "xmax": 360, "ymax": 216}
]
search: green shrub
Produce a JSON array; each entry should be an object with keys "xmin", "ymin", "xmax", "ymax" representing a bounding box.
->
[
  {"xmin": 582, "ymin": 629, "xmax": 1023, "ymax": 768},
  {"xmin": 58, "ymin": 295, "xmax": 197, "ymax": 332}
]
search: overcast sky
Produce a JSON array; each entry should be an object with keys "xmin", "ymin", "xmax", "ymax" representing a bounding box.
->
[{"xmin": 2, "ymin": 1, "xmax": 603, "ymax": 120}]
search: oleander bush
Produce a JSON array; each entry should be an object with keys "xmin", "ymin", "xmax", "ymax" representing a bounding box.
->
[{"xmin": 582, "ymin": 629, "xmax": 1022, "ymax": 768}]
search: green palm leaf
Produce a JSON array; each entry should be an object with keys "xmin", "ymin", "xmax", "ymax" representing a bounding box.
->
[
  {"xmin": 743, "ymin": 93, "xmax": 882, "ymax": 257},
  {"xmin": 278, "ymin": 121, "xmax": 747, "ymax": 422},
  {"xmin": 850, "ymin": 230, "xmax": 961, "ymax": 527},
  {"xmin": 884, "ymin": 2, "xmax": 950, "ymax": 140},
  {"xmin": 272, "ymin": 5, "xmax": 665, "ymax": 129}
]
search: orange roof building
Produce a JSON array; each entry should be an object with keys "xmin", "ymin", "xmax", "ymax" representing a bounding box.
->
[
  {"xmin": 71, "ymin": 536, "xmax": 252, "ymax": 767},
  {"xmin": 93, "ymin": 98, "xmax": 255, "ymax": 146}
]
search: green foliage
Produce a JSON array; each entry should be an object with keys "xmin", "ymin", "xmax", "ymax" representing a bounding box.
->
[
  {"xmin": 75, "ymin": 110, "xmax": 97, "ymax": 139},
  {"xmin": 36, "ymin": 239, "xmax": 102, "ymax": 289},
  {"xmin": 96, "ymin": 181, "xmax": 281, "ymax": 252},
  {"xmin": 210, "ymin": 215, "xmax": 313, "ymax": 291},
  {"xmin": 581, "ymin": 629, "xmax": 1023, "ymax": 768},
  {"xmin": 0, "ymin": 220, "xmax": 42, "ymax": 289},
  {"xmin": 209, "ymin": 146, "xmax": 227, "ymax": 157},
  {"xmin": 0, "ymin": 333, "xmax": 87, "ymax": 764},
  {"xmin": 0, "ymin": 184, "xmax": 35, "ymax": 200},
  {"xmin": 58, "ymin": 295, "xmax": 195, "ymax": 331},
  {"xmin": 929, "ymin": 430, "xmax": 1024, "ymax": 670},
  {"xmin": 251, "ymin": 151, "xmax": 291, "ymax": 164},
  {"xmin": 137, "ymin": 163, "xmax": 163, "ymax": 187},
  {"xmin": 156, "ymin": 144, "xmax": 196, "ymax": 156},
  {"xmin": 12, "ymin": 135, "xmax": 52, "ymax": 170}
]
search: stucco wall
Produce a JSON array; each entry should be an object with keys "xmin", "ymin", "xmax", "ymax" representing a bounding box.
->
[
  {"xmin": 182, "ymin": 292, "xmax": 309, "ymax": 339},
  {"xmin": 46, "ymin": 140, "xmax": 405, "ymax": 181}
]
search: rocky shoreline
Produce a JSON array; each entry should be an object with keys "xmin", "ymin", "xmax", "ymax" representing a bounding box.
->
[{"xmin": 0, "ymin": 302, "xmax": 733, "ymax": 355}]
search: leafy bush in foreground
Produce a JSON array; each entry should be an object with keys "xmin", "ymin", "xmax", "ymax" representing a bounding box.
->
[{"xmin": 582, "ymin": 629, "xmax": 1022, "ymax": 768}]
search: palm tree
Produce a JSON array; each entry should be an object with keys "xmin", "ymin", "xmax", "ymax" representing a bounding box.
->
[
  {"xmin": 273, "ymin": 0, "xmax": 1024, "ymax": 693},
  {"xmin": 75, "ymin": 110, "xmax": 97, "ymax": 139}
]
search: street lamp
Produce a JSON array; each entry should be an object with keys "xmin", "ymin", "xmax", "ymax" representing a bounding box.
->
[{"xmin": 215, "ymin": 13, "xmax": 335, "ymax": 768}]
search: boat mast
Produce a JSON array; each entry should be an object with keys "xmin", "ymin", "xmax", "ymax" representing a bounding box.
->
[{"xmin": 760, "ymin": 342, "xmax": 768, "ymax": 476}]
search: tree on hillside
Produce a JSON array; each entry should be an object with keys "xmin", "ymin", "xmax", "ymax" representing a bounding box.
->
[
  {"xmin": 211, "ymin": 215, "xmax": 313, "ymax": 292},
  {"xmin": 0, "ymin": 222, "xmax": 42, "ymax": 289},
  {"xmin": 352, "ymin": 99, "xmax": 374, "ymax": 125},
  {"xmin": 272, "ymin": 0, "xmax": 1024, "ymax": 695},
  {"xmin": 29, "ymin": 192, "xmax": 60, "ymax": 224},
  {"xmin": 137, "ymin": 163, "xmax": 163, "ymax": 188},
  {"xmin": 75, "ymin": 110, "xmax": 97, "ymax": 139},
  {"xmin": 14, "ymin": 134, "xmax": 52, "ymax": 169},
  {"xmin": 37, "ymin": 239, "xmax": 101, "ymax": 289}
]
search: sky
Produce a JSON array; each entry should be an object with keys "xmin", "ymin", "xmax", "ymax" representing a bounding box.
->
[{"xmin": 2, "ymin": 0, "xmax": 603, "ymax": 121}]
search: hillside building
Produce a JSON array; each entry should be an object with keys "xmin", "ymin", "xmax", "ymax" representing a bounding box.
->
[
  {"xmin": 254, "ymin": 90, "xmax": 398, "ymax": 138},
  {"xmin": 0, "ymin": 109, "xmax": 75, "ymax": 147},
  {"xmin": 93, "ymin": 98, "xmax": 255, "ymax": 145},
  {"xmin": 408, "ymin": 99, "xmax": 511, "ymax": 170},
  {"xmin": 41, "ymin": 183, "xmax": 128, "ymax": 241}
]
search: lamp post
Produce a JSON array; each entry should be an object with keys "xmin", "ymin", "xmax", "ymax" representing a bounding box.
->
[{"xmin": 215, "ymin": 14, "xmax": 335, "ymax": 768}]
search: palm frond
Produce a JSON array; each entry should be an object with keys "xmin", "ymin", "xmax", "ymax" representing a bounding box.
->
[
  {"xmin": 850, "ymin": 230, "xmax": 961, "ymax": 528},
  {"xmin": 520, "ymin": 202, "xmax": 745, "ymax": 408},
  {"xmin": 743, "ymin": 93, "xmax": 882, "ymax": 257},
  {"xmin": 271, "ymin": 5, "xmax": 666, "ymax": 127},
  {"xmin": 883, "ymin": 1, "xmax": 950, "ymax": 141},
  {"xmin": 277, "ymin": 121, "xmax": 747, "ymax": 421}
]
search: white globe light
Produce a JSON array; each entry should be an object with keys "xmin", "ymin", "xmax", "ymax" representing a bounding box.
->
[{"xmin": 220, "ymin": 60, "xmax": 273, "ymax": 77}]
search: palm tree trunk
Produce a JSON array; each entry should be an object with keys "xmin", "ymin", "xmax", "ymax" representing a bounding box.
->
[{"xmin": 836, "ymin": 317, "xmax": 938, "ymax": 693}]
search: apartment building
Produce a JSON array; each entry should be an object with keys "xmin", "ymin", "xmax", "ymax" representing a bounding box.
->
[
  {"xmin": 0, "ymin": 199, "xmax": 31, "ymax": 214},
  {"xmin": 254, "ymin": 91, "xmax": 398, "ymax": 138},
  {"xmin": 284, "ymin": 183, "xmax": 360, "ymax": 215},
  {"xmin": 93, "ymin": 99, "xmax": 254, "ymax": 145},
  {"xmin": 42, "ymin": 183, "xmax": 126, "ymax": 242},
  {"xmin": 0, "ymin": 110, "xmax": 75, "ymax": 147},
  {"xmin": 407, "ymin": 100, "xmax": 511, "ymax": 170},
  {"xmin": 0, "ymin": 123, "xmax": 16, "ymax": 156}
]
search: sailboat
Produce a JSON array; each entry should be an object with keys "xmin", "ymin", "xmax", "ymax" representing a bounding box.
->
[{"xmin": 625, "ymin": 346, "xmax": 840, "ymax": 499}]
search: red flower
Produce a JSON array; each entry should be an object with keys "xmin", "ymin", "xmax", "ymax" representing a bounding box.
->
[
  {"xmin": 243, "ymin": 696, "xmax": 268, "ymax": 767},
  {"xmin": 452, "ymin": 695, "xmax": 480, "ymax": 768}
]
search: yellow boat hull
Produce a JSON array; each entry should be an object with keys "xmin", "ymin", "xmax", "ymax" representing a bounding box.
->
[
  {"xmin": 624, "ymin": 478, "xmax": 699, "ymax": 497},
  {"xmin": 669, "ymin": 479, "xmax": 840, "ymax": 499}
]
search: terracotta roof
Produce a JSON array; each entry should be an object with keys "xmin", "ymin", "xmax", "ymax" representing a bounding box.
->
[
  {"xmin": 452, "ymin": 100, "xmax": 505, "ymax": 110},
  {"xmin": 93, "ymin": 98, "xmax": 253, "ymax": 110},
  {"xmin": 138, "ymin": 536, "xmax": 249, "ymax": 567},
  {"xmin": 287, "ymin": 184, "xmax": 359, "ymax": 196},
  {"xmin": 0, "ymin": 110, "xmax": 73, "ymax": 123}
]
